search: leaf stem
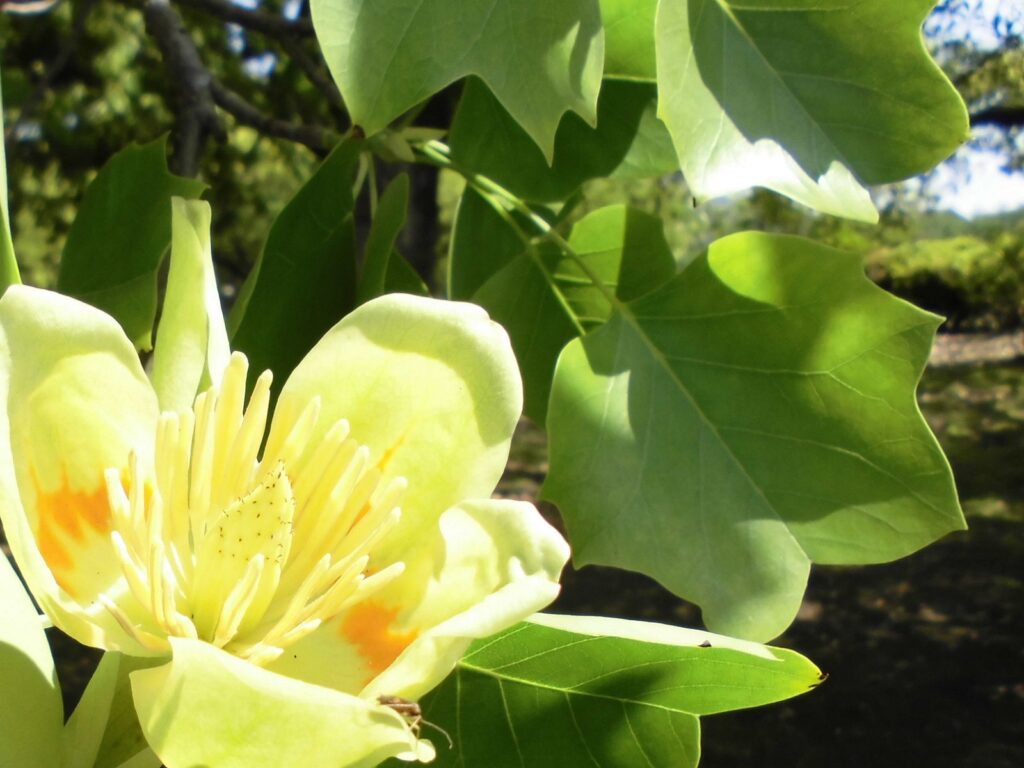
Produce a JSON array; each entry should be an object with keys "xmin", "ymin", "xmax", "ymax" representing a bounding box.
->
[
  {"xmin": 412, "ymin": 139, "xmax": 614, "ymax": 333},
  {"xmin": 414, "ymin": 141, "xmax": 586, "ymax": 333}
]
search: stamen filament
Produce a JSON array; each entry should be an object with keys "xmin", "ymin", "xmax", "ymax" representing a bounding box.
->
[{"xmin": 107, "ymin": 355, "xmax": 411, "ymax": 667}]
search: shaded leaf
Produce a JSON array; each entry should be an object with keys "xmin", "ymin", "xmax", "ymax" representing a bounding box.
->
[
  {"xmin": 447, "ymin": 187, "xmax": 525, "ymax": 301},
  {"xmin": 229, "ymin": 140, "xmax": 361, "ymax": 389},
  {"xmin": 310, "ymin": 0, "xmax": 604, "ymax": 159},
  {"xmin": 450, "ymin": 77, "xmax": 676, "ymax": 203},
  {"xmin": 543, "ymin": 232, "xmax": 964, "ymax": 640},
  {"xmin": 56, "ymin": 137, "xmax": 206, "ymax": 349},
  {"xmin": 357, "ymin": 174, "xmax": 409, "ymax": 304},
  {"xmin": 383, "ymin": 251, "xmax": 429, "ymax": 297},
  {"xmin": 64, "ymin": 653, "xmax": 160, "ymax": 768}
]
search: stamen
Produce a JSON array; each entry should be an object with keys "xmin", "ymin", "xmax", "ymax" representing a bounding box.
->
[
  {"xmin": 188, "ymin": 389, "xmax": 216, "ymax": 528},
  {"xmin": 100, "ymin": 595, "xmax": 167, "ymax": 652},
  {"xmin": 281, "ymin": 441, "xmax": 367, "ymax": 587},
  {"xmin": 213, "ymin": 554, "xmax": 266, "ymax": 647},
  {"xmin": 261, "ymin": 392, "xmax": 321, "ymax": 473},
  {"xmin": 241, "ymin": 644, "xmax": 285, "ymax": 667},
  {"xmin": 333, "ymin": 561, "xmax": 407, "ymax": 615},
  {"xmin": 106, "ymin": 356, "xmax": 416, "ymax": 668},
  {"xmin": 291, "ymin": 419, "xmax": 352, "ymax": 524},
  {"xmin": 331, "ymin": 499, "xmax": 403, "ymax": 567},
  {"xmin": 110, "ymin": 531, "xmax": 151, "ymax": 609},
  {"xmin": 222, "ymin": 369, "xmax": 273, "ymax": 501},
  {"xmin": 210, "ymin": 354, "xmax": 249, "ymax": 510}
]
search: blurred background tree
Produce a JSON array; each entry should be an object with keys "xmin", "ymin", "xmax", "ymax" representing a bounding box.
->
[{"xmin": 1, "ymin": 0, "xmax": 1023, "ymax": 326}]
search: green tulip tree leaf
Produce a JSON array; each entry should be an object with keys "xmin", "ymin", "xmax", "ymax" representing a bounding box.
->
[
  {"xmin": 405, "ymin": 614, "xmax": 821, "ymax": 767},
  {"xmin": 0, "ymin": 554, "xmax": 62, "ymax": 768},
  {"xmin": 355, "ymin": 172, "xmax": 428, "ymax": 300},
  {"xmin": 474, "ymin": 205, "xmax": 675, "ymax": 423},
  {"xmin": 357, "ymin": 173, "xmax": 410, "ymax": 305},
  {"xmin": 310, "ymin": 0, "xmax": 604, "ymax": 160},
  {"xmin": 448, "ymin": 188, "xmax": 526, "ymax": 301},
  {"xmin": 543, "ymin": 231, "xmax": 964, "ymax": 641},
  {"xmin": 56, "ymin": 137, "xmax": 206, "ymax": 350},
  {"xmin": 63, "ymin": 652, "xmax": 160, "ymax": 768},
  {"xmin": 655, "ymin": 0, "xmax": 969, "ymax": 220},
  {"xmin": 450, "ymin": 78, "xmax": 676, "ymax": 203},
  {"xmin": 229, "ymin": 140, "xmax": 360, "ymax": 389}
]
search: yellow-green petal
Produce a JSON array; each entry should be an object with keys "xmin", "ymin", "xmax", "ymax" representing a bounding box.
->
[
  {"xmin": 0, "ymin": 285, "xmax": 159, "ymax": 652},
  {"xmin": 131, "ymin": 637, "xmax": 431, "ymax": 768},
  {"xmin": 267, "ymin": 498, "xmax": 568, "ymax": 699},
  {"xmin": 150, "ymin": 198, "xmax": 230, "ymax": 412},
  {"xmin": 278, "ymin": 294, "xmax": 522, "ymax": 559}
]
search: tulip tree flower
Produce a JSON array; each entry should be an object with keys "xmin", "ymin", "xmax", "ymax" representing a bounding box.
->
[{"xmin": 0, "ymin": 279, "xmax": 569, "ymax": 766}]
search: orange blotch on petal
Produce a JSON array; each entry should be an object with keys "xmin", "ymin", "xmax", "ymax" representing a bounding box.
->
[
  {"xmin": 31, "ymin": 467, "xmax": 116, "ymax": 595},
  {"xmin": 340, "ymin": 601, "xmax": 419, "ymax": 680}
]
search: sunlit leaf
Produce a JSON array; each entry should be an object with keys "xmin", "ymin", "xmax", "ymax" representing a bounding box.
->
[
  {"xmin": 601, "ymin": 0, "xmax": 658, "ymax": 80},
  {"xmin": 310, "ymin": 0, "xmax": 604, "ymax": 160},
  {"xmin": 544, "ymin": 232, "xmax": 964, "ymax": 640},
  {"xmin": 56, "ymin": 137, "xmax": 206, "ymax": 350},
  {"xmin": 397, "ymin": 614, "xmax": 821, "ymax": 767},
  {"xmin": 655, "ymin": 0, "xmax": 969, "ymax": 220}
]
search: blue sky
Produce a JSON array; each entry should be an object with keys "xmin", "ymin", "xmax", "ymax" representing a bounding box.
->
[{"xmin": 922, "ymin": 0, "xmax": 1024, "ymax": 218}]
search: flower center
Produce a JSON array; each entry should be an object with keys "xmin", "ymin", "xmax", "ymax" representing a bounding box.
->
[{"xmin": 102, "ymin": 353, "xmax": 406, "ymax": 665}]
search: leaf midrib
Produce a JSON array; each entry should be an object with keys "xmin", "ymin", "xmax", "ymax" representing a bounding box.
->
[{"xmin": 456, "ymin": 654, "xmax": 809, "ymax": 716}]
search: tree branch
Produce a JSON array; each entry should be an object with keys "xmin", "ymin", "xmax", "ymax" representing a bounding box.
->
[
  {"xmin": 5, "ymin": 0, "xmax": 96, "ymax": 143},
  {"xmin": 210, "ymin": 81, "xmax": 332, "ymax": 156},
  {"xmin": 277, "ymin": 34, "xmax": 346, "ymax": 117},
  {"xmin": 971, "ymin": 105, "xmax": 1024, "ymax": 129},
  {"xmin": 144, "ymin": 0, "xmax": 224, "ymax": 176},
  {"xmin": 175, "ymin": 0, "xmax": 313, "ymax": 39}
]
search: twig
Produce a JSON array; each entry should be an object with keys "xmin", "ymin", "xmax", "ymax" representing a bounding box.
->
[
  {"xmin": 278, "ymin": 34, "xmax": 346, "ymax": 116},
  {"xmin": 144, "ymin": 0, "xmax": 224, "ymax": 176},
  {"xmin": 971, "ymin": 105, "xmax": 1024, "ymax": 129},
  {"xmin": 176, "ymin": 0, "xmax": 313, "ymax": 38},
  {"xmin": 210, "ymin": 80, "xmax": 331, "ymax": 156}
]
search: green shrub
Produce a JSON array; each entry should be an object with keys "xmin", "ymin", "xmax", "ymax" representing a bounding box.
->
[{"xmin": 866, "ymin": 235, "xmax": 1024, "ymax": 330}]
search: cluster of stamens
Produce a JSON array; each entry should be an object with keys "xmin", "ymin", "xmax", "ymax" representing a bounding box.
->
[{"xmin": 102, "ymin": 353, "xmax": 406, "ymax": 665}]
